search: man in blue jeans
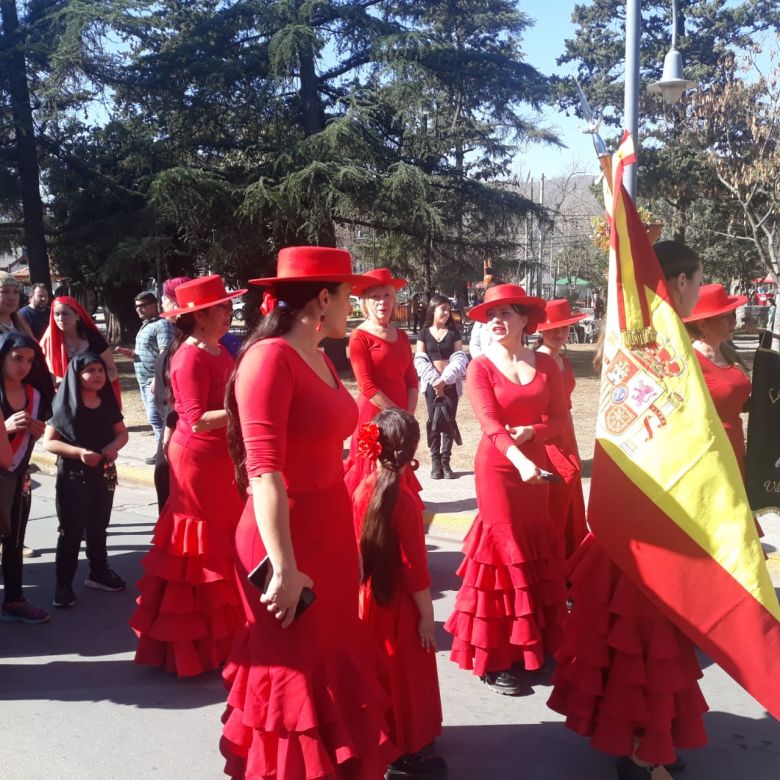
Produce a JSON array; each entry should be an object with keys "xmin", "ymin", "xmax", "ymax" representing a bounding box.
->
[{"xmin": 116, "ymin": 292, "xmax": 173, "ymax": 463}]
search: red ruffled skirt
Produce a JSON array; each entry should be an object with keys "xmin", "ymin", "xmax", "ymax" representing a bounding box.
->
[
  {"xmin": 220, "ymin": 481, "xmax": 397, "ymax": 779},
  {"xmin": 359, "ymin": 584, "xmax": 442, "ymax": 755},
  {"xmin": 547, "ymin": 534, "xmax": 708, "ymax": 765},
  {"xmin": 131, "ymin": 441, "xmax": 245, "ymax": 677},
  {"xmin": 545, "ymin": 441, "xmax": 588, "ymax": 560},
  {"xmin": 445, "ymin": 439, "xmax": 568, "ymax": 676}
]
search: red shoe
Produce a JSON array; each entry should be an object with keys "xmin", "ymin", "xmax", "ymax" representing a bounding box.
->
[{"xmin": 0, "ymin": 599, "xmax": 51, "ymax": 624}]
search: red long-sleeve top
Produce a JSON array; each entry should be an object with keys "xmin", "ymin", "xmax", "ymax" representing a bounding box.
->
[
  {"xmin": 349, "ymin": 329, "xmax": 418, "ymax": 408},
  {"xmin": 466, "ymin": 352, "xmax": 568, "ymax": 457}
]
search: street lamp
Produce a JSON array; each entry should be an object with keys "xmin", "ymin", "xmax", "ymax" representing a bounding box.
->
[
  {"xmin": 648, "ymin": 1, "xmax": 697, "ymax": 104},
  {"xmin": 624, "ymin": 0, "xmax": 698, "ymax": 198}
]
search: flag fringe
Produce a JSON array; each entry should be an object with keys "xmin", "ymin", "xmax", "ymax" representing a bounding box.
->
[{"xmin": 621, "ymin": 327, "xmax": 657, "ymax": 348}]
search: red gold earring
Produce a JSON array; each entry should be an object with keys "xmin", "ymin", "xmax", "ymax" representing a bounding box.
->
[{"xmin": 316, "ymin": 311, "xmax": 325, "ymax": 332}]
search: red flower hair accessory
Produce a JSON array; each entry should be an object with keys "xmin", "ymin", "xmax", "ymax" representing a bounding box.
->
[
  {"xmin": 357, "ymin": 422, "xmax": 382, "ymax": 461},
  {"xmin": 260, "ymin": 290, "xmax": 277, "ymax": 316}
]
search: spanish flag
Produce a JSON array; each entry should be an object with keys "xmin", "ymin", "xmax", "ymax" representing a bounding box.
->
[{"xmin": 590, "ymin": 132, "xmax": 780, "ymax": 717}]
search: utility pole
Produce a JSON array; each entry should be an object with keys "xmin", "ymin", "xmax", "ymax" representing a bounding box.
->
[
  {"xmin": 537, "ymin": 174, "xmax": 545, "ymax": 297},
  {"xmin": 624, "ymin": 0, "xmax": 641, "ymax": 199}
]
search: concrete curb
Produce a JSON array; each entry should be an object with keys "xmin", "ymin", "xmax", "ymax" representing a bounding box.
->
[{"xmin": 30, "ymin": 451, "xmax": 156, "ymax": 488}]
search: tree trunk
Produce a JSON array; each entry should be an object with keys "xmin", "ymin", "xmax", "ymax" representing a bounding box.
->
[
  {"xmin": 0, "ymin": 0, "xmax": 51, "ymax": 289},
  {"xmin": 298, "ymin": 42, "xmax": 335, "ymax": 246}
]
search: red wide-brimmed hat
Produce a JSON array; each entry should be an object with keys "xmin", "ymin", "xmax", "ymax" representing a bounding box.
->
[
  {"xmin": 161, "ymin": 275, "xmax": 246, "ymax": 318},
  {"xmin": 537, "ymin": 299, "xmax": 588, "ymax": 331},
  {"xmin": 250, "ymin": 246, "xmax": 374, "ymax": 290},
  {"xmin": 467, "ymin": 284, "xmax": 546, "ymax": 325},
  {"xmin": 683, "ymin": 283, "xmax": 747, "ymax": 323},
  {"xmin": 359, "ymin": 267, "xmax": 407, "ymax": 292}
]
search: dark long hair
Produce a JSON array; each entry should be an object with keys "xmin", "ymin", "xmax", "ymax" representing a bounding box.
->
[
  {"xmin": 226, "ymin": 281, "xmax": 341, "ymax": 495},
  {"xmin": 360, "ymin": 408, "xmax": 420, "ymax": 605},
  {"xmin": 163, "ymin": 312, "xmax": 196, "ymax": 396},
  {"xmin": 424, "ymin": 294, "xmax": 454, "ymax": 329},
  {"xmin": 593, "ymin": 240, "xmax": 702, "ymax": 372}
]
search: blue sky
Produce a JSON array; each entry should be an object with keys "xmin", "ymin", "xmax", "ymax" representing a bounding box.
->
[
  {"xmin": 517, "ymin": 1, "xmax": 776, "ymax": 180},
  {"xmin": 516, "ymin": 0, "xmax": 596, "ymax": 180}
]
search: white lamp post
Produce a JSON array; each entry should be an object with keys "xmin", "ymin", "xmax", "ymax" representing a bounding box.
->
[{"xmin": 624, "ymin": 0, "xmax": 698, "ymax": 199}]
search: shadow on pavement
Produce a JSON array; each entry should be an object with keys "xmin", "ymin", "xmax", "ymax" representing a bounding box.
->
[
  {"xmin": 425, "ymin": 497, "xmax": 477, "ymax": 514},
  {"xmin": 435, "ymin": 710, "xmax": 779, "ymax": 779},
  {"xmin": 0, "ymin": 657, "xmax": 226, "ymax": 709}
]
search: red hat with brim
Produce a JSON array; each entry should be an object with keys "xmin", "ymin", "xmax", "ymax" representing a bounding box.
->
[
  {"xmin": 537, "ymin": 299, "xmax": 588, "ymax": 331},
  {"xmin": 467, "ymin": 283, "xmax": 547, "ymax": 330},
  {"xmin": 250, "ymin": 246, "xmax": 375, "ymax": 292},
  {"xmin": 682, "ymin": 283, "xmax": 747, "ymax": 323},
  {"xmin": 358, "ymin": 267, "xmax": 407, "ymax": 292},
  {"xmin": 161, "ymin": 274, "xmax": 247, "ymax": 318}
]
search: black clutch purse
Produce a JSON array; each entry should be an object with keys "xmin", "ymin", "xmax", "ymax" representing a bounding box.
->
[{"xmin": 247, "ymin": 556, "xmax": 315, "ymax": 620}]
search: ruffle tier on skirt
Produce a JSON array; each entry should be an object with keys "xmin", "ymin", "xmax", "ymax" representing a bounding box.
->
[
  {"xmin": 445, "ymin": 516, "xmax": 568, "ymax": 676},
  {"xmin": 547, "ymin": 534, "xmax": 708, "ymax": 765},
  {"xmin": 221, "ymin": 626, "xmax": 396, "ymax": 779},
  {"xmin": 131, "ymin": 440, "xmax": 245, "ymax": 678},
  {"xmin": 131, "ymin": 509, "xmax": 245, "ymax": 677}
]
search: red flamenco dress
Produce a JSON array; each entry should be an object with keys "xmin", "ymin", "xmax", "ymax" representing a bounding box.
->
[
  {"xmin": 547, "ymin": 535, "xmax": 709, "ymax": 764},
  {"xmin": 547, "ymin": 357, "xmax": 716, "ymax": 763},
  {"xmin": 220, "ymin": 338, "xmax": 397, "ymax": 780},
  {"xmin": 445, "ymin": 353, "xmax": 569, "ymax": 675},
  {"xmin": 694, "ymin": 350, "xmax": 751, "ymax": 478},
  {"xmin": 344, "ymin": 328, "xmax": 422, "ymax": 505},
  {"xmin": 544, "ymin": 355, "xmax": 588, "ymax": 559},
  {"xmin": 131, "ymin": 343, "xmax": 245, "ymax": 677},
  {"xmin": 354, "ymin": 473, "xmax": 443, "ymax": 755}
]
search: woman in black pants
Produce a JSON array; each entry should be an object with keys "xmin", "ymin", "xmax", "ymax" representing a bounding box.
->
[
  {"xmin": 414, "ymin": 294, "xmax": 468, "ymax": 479},
  {"xmin": 0, "ymin": 332, "xmax": 53, "ymax": 623}
]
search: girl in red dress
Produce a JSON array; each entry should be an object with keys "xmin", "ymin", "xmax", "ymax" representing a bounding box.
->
[
  {"xmin": 536, "ymin": 300, "xmax": 589, "ymax": 559},
  {"xmin": 548, "ymin": 241, "xmax": 708, "ymax": 780},
  {"xmin": 131, "ymin": 275, "xmax": 246, "ymax": 677},
  {"xmin": 445, "ymin": 284, "xmax": 569, "ymax": 696},
  {"xmin": 354, "ymin": 409, "xmax": 445, "ymax": 780},
  {"xmin": 344, "ymin": 268, "xmax": 419, "ymax": 499},
  {"xmin": 220, "ymin": 247, "xmax": 396, "ymax": 780},
  {"xmin": 684, "ymin": 284, "xmax": 751, "ymax": 477}
]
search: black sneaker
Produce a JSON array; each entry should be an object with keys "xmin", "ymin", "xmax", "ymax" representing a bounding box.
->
[
  {"xmin": 85, "ymin": 568, "xmax": 126, "ymax": 592},
  {"xmin": 53, "ymin": 585, "xmax": 76, "ymax": 608},
  {"xmin": 386, "ymin": 752, "xmax": 447, "ymax": 779},
  {"xmin": 480, "ymin": 669, "xmax": 524, "ymax": 695}
]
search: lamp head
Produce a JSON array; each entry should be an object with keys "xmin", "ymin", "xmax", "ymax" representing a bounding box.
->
[{"xmin": 648, "ymin": 48, "xmax": 697, "ymax": 105}]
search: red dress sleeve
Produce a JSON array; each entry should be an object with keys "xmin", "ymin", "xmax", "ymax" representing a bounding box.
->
[
  {"xmin": 531, "ymin": 353, "xmax": 568, "ymax": 442},
  {"xmin": 173, "ymin": 348, "xmax": 210, "ymax": 428},
  {"xmin": 466, "ymin": 358, "xmax": 515, "ymax": 455},
  {"xmin": 236, "ymin": 340, "xmax": 295, "ymax": 477},
  {"xmin": 399, "ymin": 331, "xmax": 419, "ymax": 391},
  {"xmin": 394, "ymin": 490, "xmax": 431, "ymax": 594},
  {"xmin": 349, "ymin": 330, "xmax": 379, "ymax": 399}
]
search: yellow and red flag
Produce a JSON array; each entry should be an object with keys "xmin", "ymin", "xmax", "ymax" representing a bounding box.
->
[{"xmin": 590, "ymin": 131, "xmax": 780, "ymax": 716}]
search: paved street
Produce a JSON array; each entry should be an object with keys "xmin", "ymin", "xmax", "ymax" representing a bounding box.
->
[{"xmin": 1, "ymin": 474, "xmax": 778, "ymax": 779}]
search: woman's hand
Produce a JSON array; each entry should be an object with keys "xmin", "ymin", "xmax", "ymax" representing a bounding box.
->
[
  {"xmin": 516, "ymin": 458, "xmax": 543, "ymax": 484},
  {"xmin": 5, "ymin": 411, "xmax": 30, "ymax": 434},
  {"xmin": 28, "ymin": 418, "xmax": 45, "ymax": 440},
  {"xmin": 506, "ymin": 424, "xmax": 534, "ymax": 445},
  {"xmin": 101, "ymin": 444, "xmax": 119, "ymax": 463},
  {"xmin": 418, "ymin": 613, "xmax": 437, "ymax": 652},
  {"xmin": 260, "ymin": 567, "xmax": 314, "ymax": 629},
  {"xmin": 79, "ymin": 448, "xmax": 102, "ymax": 467}
]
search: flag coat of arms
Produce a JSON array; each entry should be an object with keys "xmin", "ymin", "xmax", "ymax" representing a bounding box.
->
[{"xmin": 590, "ymin": 132, "xmax": 780, "ymax": 718}]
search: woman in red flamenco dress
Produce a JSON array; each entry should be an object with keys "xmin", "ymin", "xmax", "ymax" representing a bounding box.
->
[
  {"xmin": 535, "ymin": 299, "xmax": 589, "ymax": 559},
  {"xmin": 683, "ymin": 284, "xmax": 751, "ymax": 478},
  {"xmin": 220, "ymin": 247, "xmax": 397, "ymax": 780},
  {"xmin": 354, "ymin": 409, "xmax": 446, "ymax": 780},
  {"xmin": 343, "ymin": 268, "xmax": 419, "ymax": 503},
  {"xmin": 548, "ymin": 241, "xmax": 710, "ymax": 780},
  {"xmin": 444, "ymin": 284, "xmax": 570, "ymax": 696},
  {"xmin": 131, "ymin": 275, "xmax": 246, "ymax": 677}
]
